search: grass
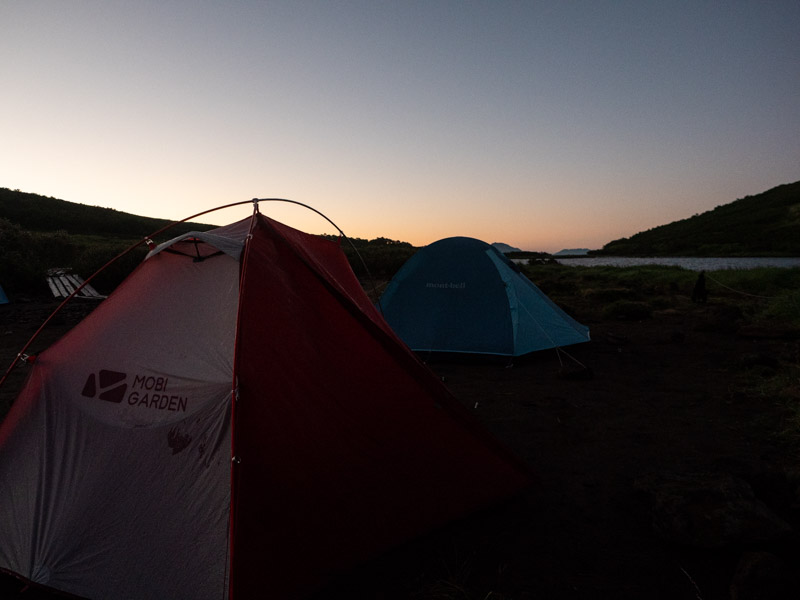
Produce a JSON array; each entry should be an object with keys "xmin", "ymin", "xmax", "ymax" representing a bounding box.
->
[
  {"xmin": 523, "ymin": 262, "xmax": 800, "ymax": 444},
  {"xmin": 704, "ymin": 269, "xmax": 800, "ymax": 326},
  {"xmin": 734, "ymin": 359, "xmax": 800, "ymax": 445},
  {"xmin": 523, "ymin": 263, "xmax": 800, "ymax": 327}
]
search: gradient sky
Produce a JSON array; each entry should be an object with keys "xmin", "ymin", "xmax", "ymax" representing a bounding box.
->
[{"xmin": 2, "ymin": 1, "xmax": 798, "ymax": 252}]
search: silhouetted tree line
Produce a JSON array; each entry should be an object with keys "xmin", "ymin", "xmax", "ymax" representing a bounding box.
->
[
  {"xmin": 322, "ymin": 235, "xmax": 418, "ymax": 279},
  {"xmin": 0, "ymin": 217, "xmax": 147, "ymax": 298}
]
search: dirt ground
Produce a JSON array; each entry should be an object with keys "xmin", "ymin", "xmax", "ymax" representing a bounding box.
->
[
  {"xmin": 1, "ymin": 295, "xmax": 798, "ymax": 599},
  {"xmin": 312, "ymin": 299, "xmax": 799, "ymax": 600}
]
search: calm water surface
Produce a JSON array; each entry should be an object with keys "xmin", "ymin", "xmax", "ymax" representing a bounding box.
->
[{"xmin": 524, "ymin": 257, "xmax": 800, "ymax": 271}]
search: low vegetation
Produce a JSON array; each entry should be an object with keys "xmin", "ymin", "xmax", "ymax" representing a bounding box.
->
[
  {"xmin": 322, "ymin": 235, "xmax": 418, "ymax": 280},
  {"xmin": 0, "ymin": 217, "xmax": 146, "ymax": 295},
  {"xmin": 523, "ymin": 262, "xmax": 800, "ymax": 444},
  {"xmin": 0, "ymin": 188, "xmax": 219, "ymax": 297},
  {"xmin": 522, "ymin": 263, "xmax": 800, "ymax": 327}
]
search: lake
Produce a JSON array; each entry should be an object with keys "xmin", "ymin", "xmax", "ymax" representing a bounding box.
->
[{"xmin": 515, "ymin": 257, "xmax": 800, "ymax": 271}]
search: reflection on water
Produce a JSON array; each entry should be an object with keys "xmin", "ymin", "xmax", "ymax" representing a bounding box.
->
[{"xmin": 516, "ymin": 257, "xmax": 800, "ymax": 271}]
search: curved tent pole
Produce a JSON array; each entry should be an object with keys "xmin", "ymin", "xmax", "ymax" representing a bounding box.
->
[
  {"xmin": 0, "ymin": 195, "xmax": 382, "ymax": 599},
  {"xmin": 253, "ymin": 198, "xmax": 383, "ymax": 312},
  {"xmin": 0, "ymin": 199, "xmax": 259, "ymax": 389},
  {"xmin": 0, "ymin": 197, "xmax": 381, "ymax": 389}
]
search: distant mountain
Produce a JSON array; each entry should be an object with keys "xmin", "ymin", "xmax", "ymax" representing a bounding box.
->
[
  {"xmin": 492, "ymin": 242, "xmax": 522, "ymax": 254},
  {"xmin": 596, "ymin": 181, "xmax": 800, "ymax": 256},
  {"xmin": 554, "ymin": 248, "xmax": 591, "ymax": 256}
]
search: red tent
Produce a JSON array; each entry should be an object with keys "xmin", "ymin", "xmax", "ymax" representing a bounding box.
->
[{"xmin": 0, "ymin": 207, "xmax": 529, "ymax": 599}]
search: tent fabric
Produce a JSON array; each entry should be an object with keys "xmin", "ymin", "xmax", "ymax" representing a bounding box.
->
[
  {"xmin": 0, "ymin": 284, "xmax": 7, "ymax": 304},
  {"xmin": 379, "ymin": 236, "xmax": 590, "ymax": 357},
  {"xmin": 145, "ymin": 217, "xmax": 253, "ymax": 260},
  {"xmin": 0, "ymin": 212, "xmax": 530, "ymax": 600}
]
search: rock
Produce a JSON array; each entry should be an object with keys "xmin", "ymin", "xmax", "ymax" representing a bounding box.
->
[{"xmin": 635, "ymin": 472, "xmax": 792, "ymax": 548}]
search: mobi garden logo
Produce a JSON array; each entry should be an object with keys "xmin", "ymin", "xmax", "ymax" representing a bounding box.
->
[{"xmin": 81, "ymin": 369, "xmax": 188, "ymax": 413}]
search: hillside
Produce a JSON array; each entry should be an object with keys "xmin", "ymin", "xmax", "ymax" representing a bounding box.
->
[
  {"xmin": 0, "ymin": 188, "xmax": 417, "ymax": 298},
  {"xmin": 596, "ymin": 181, "xmax": 800, "ymax": 256},
  {"xmin": 0, "ymin": 188, "xmax": 215, "ymax": 238},
  {"xmin": 0, "ymin": 188, "xmax": 222, "ymax": 298}
]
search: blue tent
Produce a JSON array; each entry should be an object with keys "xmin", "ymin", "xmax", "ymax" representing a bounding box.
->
[
  {"xmin": 379, "ymin": 237, "xmax": 590, "ymax": 357},
  {"xmin": 0, "ymin": 284, "xmax": 8, "ymax": 305}
]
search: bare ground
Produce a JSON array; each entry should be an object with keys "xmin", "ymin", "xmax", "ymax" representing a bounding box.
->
[
  {"xmin": 1, "ymin": 295, "xmax": 799, "ymax": 599},
  {"xmin": 313, "ymin": 297, "xmax": 800, "ymax": 599}
]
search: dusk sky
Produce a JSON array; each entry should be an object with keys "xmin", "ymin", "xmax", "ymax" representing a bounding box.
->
[{"xmin": 2, "ymin": 1, "xmax": 798, "ymax": 252}]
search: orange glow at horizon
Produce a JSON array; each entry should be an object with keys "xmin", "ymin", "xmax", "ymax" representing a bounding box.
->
[{"xmin": 1, "ymin": 2, "xmax": 798, "ymax": 254}]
